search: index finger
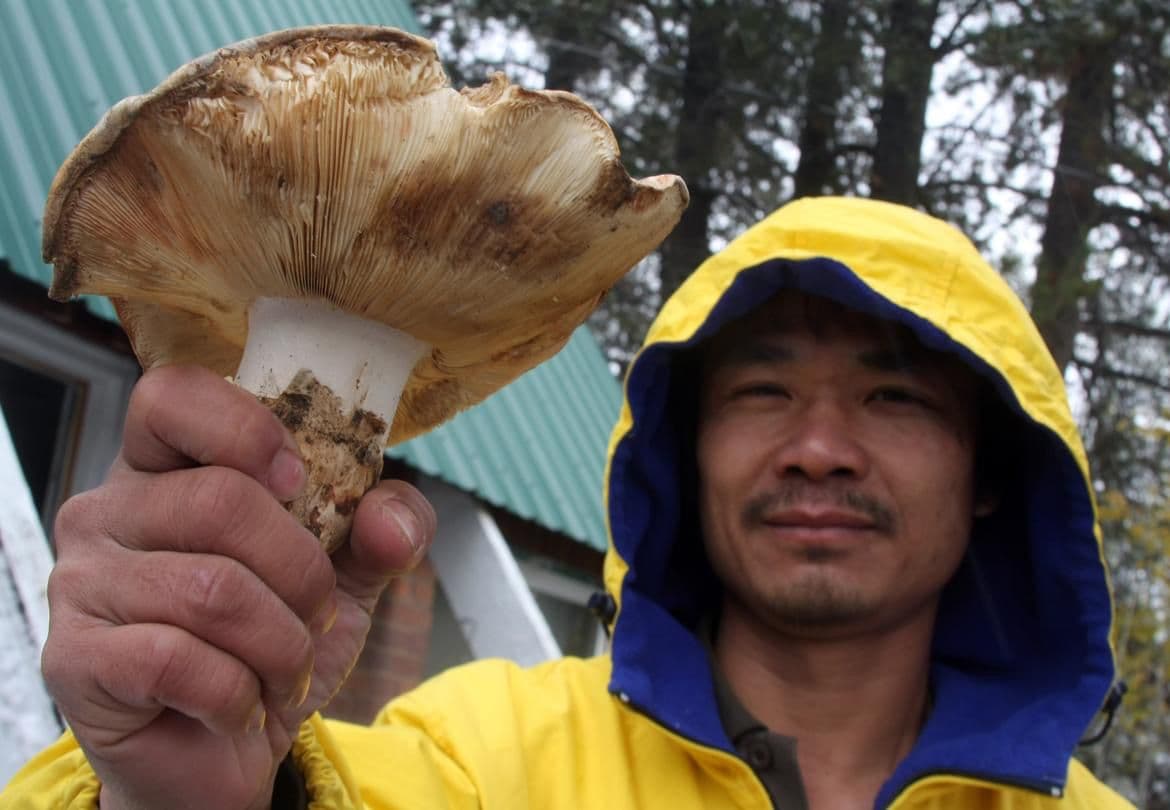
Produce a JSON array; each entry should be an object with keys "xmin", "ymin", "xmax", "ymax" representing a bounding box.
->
[{"xmin": 117, "ymin": 365, "xmax": 305, "ymax": 501}]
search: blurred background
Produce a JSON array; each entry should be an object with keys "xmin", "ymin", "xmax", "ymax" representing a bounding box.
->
[{"xmin": 0, "ymin": 1, "xmax": 1165, "ymax": 804}]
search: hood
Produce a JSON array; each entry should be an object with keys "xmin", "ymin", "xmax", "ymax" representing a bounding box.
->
[{"xmin": 600, "ymin": 196, "xmax": 1115, "ymax": 801}]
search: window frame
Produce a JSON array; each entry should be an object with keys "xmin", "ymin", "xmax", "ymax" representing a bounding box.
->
[
  {"xmin": 0, "ymin": 301, "xmax": 138, "ymax": 533},
  {"xmin": 518, "ymin": 558, "xmax": 608, "ymax": 657}
]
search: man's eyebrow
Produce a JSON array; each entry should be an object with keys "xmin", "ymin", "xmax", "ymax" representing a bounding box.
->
[
  {"xmin": 858, "ymin": 346, "xmax": 931, "ymax": 373},
  {"xmin": 713, "ymin": 339, "xmax": 794, "ymax": 368}
]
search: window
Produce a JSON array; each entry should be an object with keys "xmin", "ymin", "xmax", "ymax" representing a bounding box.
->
[
  {"xmin": 0, "ymin": 301, "xmax": 137, "ymax": 535},
  {"xmin": 519, "ymin": 559, "xmax": 607, "ymax": 658},
  {"xmin": 0, "ymin": 358, "xmax": 78, "ymax": 522}
]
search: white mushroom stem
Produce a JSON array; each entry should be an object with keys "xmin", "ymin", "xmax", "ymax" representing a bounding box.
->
[
  {"xmin": 235, "ymin": 297, "xmax": 430, "ymax": 551},
  {"xmin": 236, "ymin": 297, "xmax": 428, "ymax": 436}
]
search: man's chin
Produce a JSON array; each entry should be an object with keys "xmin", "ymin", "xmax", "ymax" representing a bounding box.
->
[{"xmin": 757, "ymin": 582, "xmax": 875, "ymax": 632}]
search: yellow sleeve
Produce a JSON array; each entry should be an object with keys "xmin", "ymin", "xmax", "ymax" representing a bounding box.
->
[
  {"xmin": 0, "ymin": 732, "xmax": 100, "ymax": 809},
  {"xmin": 303, "ymin": 713, "xmax": 480, "ymax": 810},
  {"xmin": 1, "ymin": 716, "xmax": 478, "ymax": 810},
  {"xmin": 1064, "ymin": 759, "xmax": 1137, "ymax": 810}
]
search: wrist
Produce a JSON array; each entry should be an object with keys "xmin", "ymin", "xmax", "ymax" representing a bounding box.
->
[{"xmin": 97, "ymin": 778, "xmax": 278, "ymax": 810}]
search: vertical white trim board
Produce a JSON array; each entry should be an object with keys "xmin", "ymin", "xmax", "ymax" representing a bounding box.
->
[{"xmin": 422, "ymin": 477, "xmax": 561, "ymax": 667}]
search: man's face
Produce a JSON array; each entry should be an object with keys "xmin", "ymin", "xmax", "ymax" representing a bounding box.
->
[{"xmin": 697, "ymin": 291, "xmax": 983, "ymax": 637}]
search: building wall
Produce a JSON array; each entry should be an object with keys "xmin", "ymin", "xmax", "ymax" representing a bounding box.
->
[
  {"xmin": 323, "ymin": 494, "xmax": 608, "ymax": 724},
  {"xmin": 0, "ymin": 404, "xmax": 62, "ymax": 785}
]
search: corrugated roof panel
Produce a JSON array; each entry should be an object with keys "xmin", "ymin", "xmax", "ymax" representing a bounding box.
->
[
  {"xmin": 0, "ymin": 0, "xmax": 417, "ymax": 313},
  {"xmin": 0, "ymin": 0, "xmax": 623, "ymax": 552},
  {"xmin": 390, "ymin": 328, "xmax": 621, "ymax": 552}
]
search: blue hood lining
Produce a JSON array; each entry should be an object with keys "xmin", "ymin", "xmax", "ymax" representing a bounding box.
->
[{"xmin": 607, "ymin": 258, "xmax": 1114, "ymax": 799}]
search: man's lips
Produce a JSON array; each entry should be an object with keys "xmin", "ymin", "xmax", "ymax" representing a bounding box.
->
[
  {"xmin": 743, "ymin": 489, "xmax": 896, "ymax": 535},
  {"xmin": 762, "ymin": 508, "xmax": 879, "ymax": 531}
]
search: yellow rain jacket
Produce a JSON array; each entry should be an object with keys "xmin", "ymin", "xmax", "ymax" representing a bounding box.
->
[{"xmin": 4, "ymin": 197, "xmax": 1132, "ymax": 808}]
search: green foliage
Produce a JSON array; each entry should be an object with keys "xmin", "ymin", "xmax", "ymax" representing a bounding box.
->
[{"xmin": 1091, "ymin": 479, "xmax": 1170, "ymax": 806}]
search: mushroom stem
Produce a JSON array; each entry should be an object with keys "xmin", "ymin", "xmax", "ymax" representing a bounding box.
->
[{"xmin": 235, "ymin": 297, "xmax": 429, "ymax": 551}]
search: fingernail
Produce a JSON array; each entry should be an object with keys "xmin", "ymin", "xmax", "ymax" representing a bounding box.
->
[
  {"xmin": 247, "ymin": 704, "xmax": 267, "ymax": 735},
  {"xmin": 382, "ymin": 498, "xmax": 422, "ymax": 557},
  {"xmin": 310, "ymin": 595, "xmax": 339, "ymax": 636},
  {"xmin": 286, "ymin": 671, "xmax": 312, "ymax": 711},
  {"xmin": 267, "ymin": 447, "xmax": 307, "ymax": 502}
]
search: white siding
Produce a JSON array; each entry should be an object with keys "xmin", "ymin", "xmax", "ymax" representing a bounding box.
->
[{"xmin": 0, "ymin": 405, "xmax": 61, "ymax": 786}]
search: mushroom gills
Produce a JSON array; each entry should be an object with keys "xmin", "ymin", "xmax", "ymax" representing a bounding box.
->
[{"xmin": 235, "ymin": 297, "xmax": 429, "ymax": 552}]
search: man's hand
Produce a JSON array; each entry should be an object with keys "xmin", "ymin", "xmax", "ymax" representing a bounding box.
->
[{"xmin": 40, "ymin": 365, "xmax": 436, "ymax": 810}]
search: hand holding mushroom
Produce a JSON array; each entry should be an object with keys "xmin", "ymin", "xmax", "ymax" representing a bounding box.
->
[
  {"xmin": 37, "ymin": 25, "xmax": 686, "ymax": 810},
  {"xmin": 44, "ymin": 25, "xmax": 687, "ymax": 551},
  {"xmin": 42, "ymin": 366, "xmax": 435, "ymax": 810}
]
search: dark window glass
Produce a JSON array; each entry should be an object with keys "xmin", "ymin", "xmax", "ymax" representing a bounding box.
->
[
  {"xmin": 534, "ymin": 591, "xmax": 598, "ymax": 657},
  {"xmin": 0, "ymin": 357, "xmax": 79, "ymax": 525}
]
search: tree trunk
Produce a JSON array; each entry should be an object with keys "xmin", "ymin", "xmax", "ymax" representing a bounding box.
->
[
  {"xmin": 870, "ymin": 0, "xmax": 939, "ymax": 204},
  {"xmin": 793, "ymin": 0, "xmax": 853, "ymax": 198},
  {"xmin": 1135, "ymin": 648, "xmax": 1165, "ymax": 806},
  {"xmin": 658, "ymin": 1, "xmax": 728, "ymax": 299},
  {"xmin": 1030, "ymin": 50, "xmax": 1113, "ymax": 372}
]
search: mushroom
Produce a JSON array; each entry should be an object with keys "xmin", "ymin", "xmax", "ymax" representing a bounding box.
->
[{"xmin": 43, "ymin": 25, "xmax": 688, "ymax": 552}]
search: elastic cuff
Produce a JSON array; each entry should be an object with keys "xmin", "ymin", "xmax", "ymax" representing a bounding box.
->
[{"xmin": 291, "ymin": 715, "xmax": 358, "ymax": 809}]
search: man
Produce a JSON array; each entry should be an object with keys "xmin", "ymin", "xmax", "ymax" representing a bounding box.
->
[{"xmin": 2, "ymin": 197, "xmax": 1132, "ymax": 808}]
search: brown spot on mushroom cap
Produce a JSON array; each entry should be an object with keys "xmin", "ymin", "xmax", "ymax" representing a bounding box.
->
[{"xmin": 43, "ymin": 25, "xmax": 688, "ymax": 445}]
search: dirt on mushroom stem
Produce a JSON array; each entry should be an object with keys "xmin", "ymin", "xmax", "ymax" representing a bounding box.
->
[{"xmin": 258, "ymin": 369, "xmax": 388, "ymax": 552}]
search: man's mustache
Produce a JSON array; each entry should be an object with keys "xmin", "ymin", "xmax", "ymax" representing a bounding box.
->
[{"xmin": 742, "ymin": 486, "xmax": 895, "ymax": 533}]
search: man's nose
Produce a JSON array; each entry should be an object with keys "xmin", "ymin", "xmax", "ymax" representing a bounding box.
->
[{"xmin": 770, "ymin": 400, "xmax": 869, "ymax": 481}]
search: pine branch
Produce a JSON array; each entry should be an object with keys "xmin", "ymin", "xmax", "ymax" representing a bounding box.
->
[
  {"xmin": 919, "ymin": 177, "xmax": 1047, "ymax": 202},
  {"xmin": 835, "ymin": 141, "xmax": 875, "ymax": 157},
  {"xmin": 1073, "ymin": 355, "xmax": 1170, "ymax": 394},
  {"xmin": 1108, "ymin": 139, "xmax": 1170, "ymax": 189},
  {"xmin": 732, "ymin": 130, "xmax": 793, "ymax": 172},
  {"xmin": 1097, "ymin": 203, "xmax": 1170, "ymax": 233},
  {"xmin": 919, "ymin": 87, "xmax": 1012, "ymax": 190},
  {"xmin": 1085, "ymin": 319, "xmax": 1170, "ymax": 342},
  {"xmin": 933, "ymin": 0, "xmax": 989, "ymax": 55}
]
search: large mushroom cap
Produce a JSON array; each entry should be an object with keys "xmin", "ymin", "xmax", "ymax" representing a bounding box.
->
[{"xmin": 44, "ymin": 25, "xmax": 688, "ymax": 444}]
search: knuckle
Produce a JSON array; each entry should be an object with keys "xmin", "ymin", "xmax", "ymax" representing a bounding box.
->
[
  {"xmin": 186, "ymin": 558, "xmax": 253, "ymax": 626},
  {"xmin": 182, "ymin": 466, "xmax": 256, "ymax": 538},
  {"xmin": 141, "ymin": 627, "xmax": 259, "ymax": 723},
  {"xmin": 227, "ymin": 403, "xmax": 284, "ymax": 460},
  {"xmin": 127, "ymin": 367, "xmax": 182, "ymax": 428},
  {"xmin": 40, "ymin": 635, "xmax": 73, "ymax": 694},
  {"xmin": 44, "ymin": 562, "xmax": 81, "ymax": 611},
  {"xmin": 145, "ymin": 629, "xmax": 192, "ymax": 698},
  {"xmin": 41, "ymin": 621, "xmax": 99, "ymax": 705},
  {"xmin": 52, "ymin": 489, "xmax": 102, "ymax": 550}
]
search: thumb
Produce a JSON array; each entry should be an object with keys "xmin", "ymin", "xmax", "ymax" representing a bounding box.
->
[{"xmin": 331, "ymin": 479, "xmax": 437, "ymax": 614}]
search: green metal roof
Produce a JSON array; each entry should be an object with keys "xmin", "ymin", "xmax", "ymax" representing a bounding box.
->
[
  {"xmin": 0, "ymin": 0, "xmax": 417, "ymax": 320},
  {"xmin": 389, "ymin": 330, "xmax": 619, "ymax": 552},
  {"xmin": 0, "ymin": 0, "xmax": 621, "ymax": 552}
]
